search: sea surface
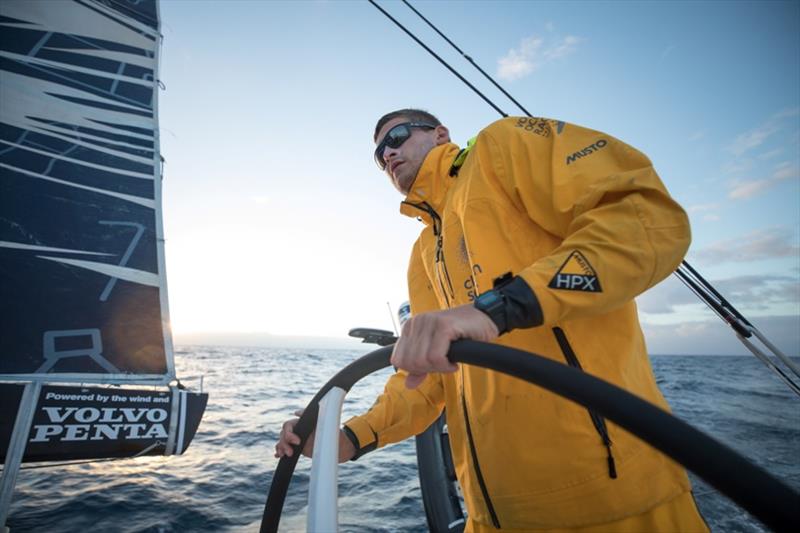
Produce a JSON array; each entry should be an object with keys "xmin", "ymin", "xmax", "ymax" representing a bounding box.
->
[{"xmin": 6, "ymin": 348, "xmax": 800, "ymax": 532}]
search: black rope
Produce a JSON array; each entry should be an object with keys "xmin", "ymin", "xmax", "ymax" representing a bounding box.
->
[
  {"xmin": 401, "ymin": 0, "xmax": 532, "ymax": 117},
  {"xmin": 260, "ymin": 341, "xmax": 799, "ymax": 533},
  {"xmin": 367, "ymin": 0, "xmax": 507, "ymax": 117}
]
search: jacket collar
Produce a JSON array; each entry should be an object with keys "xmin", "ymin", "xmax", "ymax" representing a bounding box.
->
[{"xmin": 399, "ymin": 142, "xmax": 461, "ymax": 225}]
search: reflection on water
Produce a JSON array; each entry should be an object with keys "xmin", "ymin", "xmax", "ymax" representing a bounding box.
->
[{"xmin": 8, "ymin": 349, "xmax": 800, "ymax": 532}]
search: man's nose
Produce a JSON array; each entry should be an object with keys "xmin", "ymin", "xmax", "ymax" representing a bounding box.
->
[{"xmin": 383, "ymin": 145, "xmax": 399, "ymax": 164}]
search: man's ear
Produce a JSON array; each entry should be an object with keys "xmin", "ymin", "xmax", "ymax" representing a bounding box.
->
[{"xmin": 434, "ymin": 125, "xmax": 451, "ymax": 145}]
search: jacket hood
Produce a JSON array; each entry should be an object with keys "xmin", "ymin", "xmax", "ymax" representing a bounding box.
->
[{"xmin": 399, "ymin": 142, "xmax": 461, "ymax": 225}]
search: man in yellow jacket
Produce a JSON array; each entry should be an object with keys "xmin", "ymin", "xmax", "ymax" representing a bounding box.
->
[{"xmin": 276, "ymin": 109, "xmax": 709, "ymax": 532}]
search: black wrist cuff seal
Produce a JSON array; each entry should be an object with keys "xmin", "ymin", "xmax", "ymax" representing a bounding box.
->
[
  {"xmin": 493, "ymin": 274, "xmax": 544, "ymax": 332},
  {"xmin": 342, "ymin": 424, "xmax": 377, "ymax": 461}
]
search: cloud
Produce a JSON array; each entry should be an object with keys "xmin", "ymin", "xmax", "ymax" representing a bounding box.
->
[
  {"xmin": 758, "ymin": 148, "xmax": 783, "ymax": 160},
  {"xmin": 712, "ymin": 275, "xmax": 800, "ymax": 311},
  {"xmin": 774, "ymin": 107, "xmax": 800, "ymax": 120},
  {"xmin": 693, "ymin": 226, "xmax": 800, "ymax": 264},
  {"xmin": 686, "ymin": 203, "xmax": 721, "ymax": 222},
  {"xmin": 727, "ymin": 123, "xmax": 779, "ymax": 157},
  {"xmin": 773, "ymin": 161, "xmax": 799, "ymax": 181},
  {"xmin": 251, "ymin": 195, "xmax": 270, "ymax": 204},
  {"xmin": 638, "ymin": 276, "xmax": 799, "ymax": 356},
  {"xmin": 642, "ymin": 315, "xmax": 800, "ymax": 356},
  {"xmin": 497, "ymin": 34, "xmax": 582, "ymax": 81},
  {"xmin": 688, "ymin": 129, "xmax": 705, "ymax": 141},
  {"xmin": 687, "ymin": 203, "xmax": 719, "ymax": 213},
  {"xmin": 722, "ymin": 159, "xmax": 754, "ymax": 176},
  {"xmin": 728, "ymin": 178, "xmax": 772, "ymax": 199},
  {"xmin": 726, "ymin": 107, "xmax": 800, "ymax": 157},
  {"xmin": 728, "ymin": 162, "xmax": 799, "ymax": 199},
  {"xmin": 637, "ymin": 276, "xmax": 699, "ymax": 314},
  {"xmin": 642, "ymin": 274, "xmax": 799, "ymax": 314},
  {"xmin": 497, "ymin": 37, "xmax": 543, "ymax": 81}
]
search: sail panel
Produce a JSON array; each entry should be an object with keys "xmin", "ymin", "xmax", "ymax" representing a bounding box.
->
[
  {"xmin": 0, "ymin": 0, "xmax": 172, "ymax": 380},
  {"xmin": 0, "ymin": 383, "xmax": 208, "ymax": 462}
]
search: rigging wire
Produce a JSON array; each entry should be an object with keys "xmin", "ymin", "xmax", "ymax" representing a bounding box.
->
[
  {"xmin": 366, "ymin": 0, "xmax": 507, "ymax": 117},
  {"xmin": 372, "ymin": 0, "xmax": 800, "ymax": 392},
  {"xmin": 679, "ymin": 260, "xmax": 752, "ymax": 326},
  {"xmin": 676, "ymin": 264, "xmax": 800, "ymax": 387},
  {"xmin": 400, "ymin": 0, "xmax": 533, "ymax": 117},
  {"xmin": 674, "ymin": 269, "xmax": 800, "ymax": 396},
  {"xmin": 678, "ymin": 261, "xmax": 800, "ymax": 379}
]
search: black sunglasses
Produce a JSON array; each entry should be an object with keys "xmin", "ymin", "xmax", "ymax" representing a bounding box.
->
[{"xmin": 374, "ymin": 122, "xmax": 437, "ymax": 170}]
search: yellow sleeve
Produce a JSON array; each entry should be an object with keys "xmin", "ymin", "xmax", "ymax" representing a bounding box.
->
[
  {"xmin": 343, "ymin": 370, "xmax": 444, "ymax": 452},
  {"xmin": 343, "ymin": 238, "xmax": 445, "ymax": 452},
  {"xmin": 482, "ymin": 118, "xmax": 690, "ymax": 325}
]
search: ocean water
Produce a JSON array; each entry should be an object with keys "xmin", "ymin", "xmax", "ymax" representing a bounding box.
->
[{"xmin": 5, "ymin": 348, "xmax": 799, "ymax": 532}]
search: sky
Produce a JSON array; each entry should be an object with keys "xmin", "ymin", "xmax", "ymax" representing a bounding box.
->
[{"xmin": 156, "ymin": 0, "xmax": 800, "ymax": 355}]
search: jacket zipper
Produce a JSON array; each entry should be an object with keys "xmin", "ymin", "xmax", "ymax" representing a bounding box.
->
[
  {"xmin": 460, "ymin": 369, "xmax": 501, "ymax": 528},
  {"xmin": 406, "ymin": 201, "xmax": 499, "ymax": 523},
  {"xmin": 552, "ymin": 327, "xmax": 618, "ymax": 479},
  {"xmin": 406, "ymin": 201, "xmax": 456, "ymax": 308},
  {"xmin": 436, "ymin": 232, "xmax": 456, "ymax": 308}
]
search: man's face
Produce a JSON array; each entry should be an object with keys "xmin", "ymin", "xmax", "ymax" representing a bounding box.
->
[{"xmin": 374, "ymin": 117, "xmax": 447, "ymax": 195}]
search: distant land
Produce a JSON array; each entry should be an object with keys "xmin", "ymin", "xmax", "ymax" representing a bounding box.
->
[
  {"xmin": 173, "ymin": 331, "xmax": 376, "ymax": 351},
  {"xmin": 174, "ymin": 317, "xmax": 798, "ymax": 357}
]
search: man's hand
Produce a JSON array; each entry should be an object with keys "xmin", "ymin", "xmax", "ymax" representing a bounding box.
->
[
  {"xmin": 274, "ymin": 409, "xmax": 356, "ymax": 463},
  {"xmin": 392, "ymin": 304, "xmax": 500, "ymax": 389}
]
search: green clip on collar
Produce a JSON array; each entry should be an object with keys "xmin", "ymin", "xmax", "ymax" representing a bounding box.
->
[{"xmin": 449, "ymin": 136, "xmax": 477, "ymax": 176}]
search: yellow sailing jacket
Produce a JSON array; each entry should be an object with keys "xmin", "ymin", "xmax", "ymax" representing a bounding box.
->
[{"xmin": 345, "ymin": 117, "xmax": 693, "ymax": 529}]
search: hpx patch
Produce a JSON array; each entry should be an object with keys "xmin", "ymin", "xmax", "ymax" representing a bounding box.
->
[{"xmin": 548, "ymin": 251, "xmax": 602, "ymax": 292}]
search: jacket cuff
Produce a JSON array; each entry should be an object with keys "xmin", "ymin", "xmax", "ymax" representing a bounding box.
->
[
  {"xmin": 342, "ymin": 416, "xmax": 378, "ymax": 461},
  {"xmin": 496, "ymin": 275, "xmax": 544, "ymax": 331}
]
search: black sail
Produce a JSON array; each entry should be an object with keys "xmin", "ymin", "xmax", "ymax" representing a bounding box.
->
[
  {"xmin": 0, "ymin": 1, "xmax": 206, "ymax": 468},
  {"xmin": 1, "ymin": 0, "xmax": 171, "ymax": 381}
]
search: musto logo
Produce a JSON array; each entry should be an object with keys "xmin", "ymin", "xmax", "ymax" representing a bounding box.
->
[
  {"xmin": 31, "ymin": 406, "xmax": 169, "ymax": 442},
  {"xmin": 566, "ymin": 139, "xmax": 607, "ymax": 165}
]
